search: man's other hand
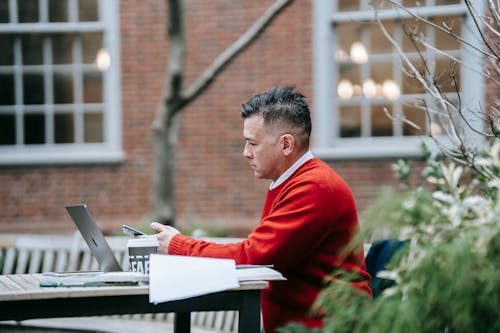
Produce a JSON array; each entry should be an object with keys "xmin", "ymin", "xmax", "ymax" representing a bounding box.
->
[{"xmin": 151, "ymin": 222, "xmax": 181, "ymax": 254}]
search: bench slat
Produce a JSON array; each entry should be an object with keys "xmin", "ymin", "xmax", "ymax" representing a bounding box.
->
[
  {"xmin": 2, "ymin": 248, "xmax": 16, "ymax": 274},
  {"xmin": 27, "ymin": 250, "xmax": 42, "ymax": 273}
]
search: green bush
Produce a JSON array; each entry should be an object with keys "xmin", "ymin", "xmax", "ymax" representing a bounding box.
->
[{"xmin": 279, "ymin": 141, "xmax": 500, "ymax": 333}]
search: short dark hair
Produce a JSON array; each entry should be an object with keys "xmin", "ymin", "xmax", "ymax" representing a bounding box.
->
[{"xmin": 240, "ymin": 87, "xmax": 311, "ymax": 148}]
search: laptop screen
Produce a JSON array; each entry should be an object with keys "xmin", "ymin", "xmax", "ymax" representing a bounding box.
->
[{"xmin": 66, "ymin": 204, "xmax": 123, "ymax": 272}]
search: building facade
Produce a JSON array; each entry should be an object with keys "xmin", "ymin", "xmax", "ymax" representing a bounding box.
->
[{"xmin": 0, "ymin": 0, "xmax": 488, "ymax": 235}]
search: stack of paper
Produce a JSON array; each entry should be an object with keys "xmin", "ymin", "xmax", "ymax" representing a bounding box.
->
[
  {"xmin": 236, "ymin": 265, "xmax": 285, "ymax": 282},
  {"xmin": 149, "ymin": 255, "xmax": 239, "ymax": 304},
  {"xmin": 148, "ymin": 255, "xmax": 286, "ymax": 304}
]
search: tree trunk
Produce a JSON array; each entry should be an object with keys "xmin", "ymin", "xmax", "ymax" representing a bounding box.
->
[
  {"xmin": 152, "ymin": 0, "xmax": 294, "ymax": 226},
  {"xmin": 152, "ymin": 0, "xmax": 184, "ymax": 225}
]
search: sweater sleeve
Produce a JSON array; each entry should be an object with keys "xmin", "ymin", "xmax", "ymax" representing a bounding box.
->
[{"xmin": 168, "ymin": 177, "xmax": 356, "ymax": 270}]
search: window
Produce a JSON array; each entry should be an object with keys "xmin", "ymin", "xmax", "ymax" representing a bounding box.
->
[
  {"xmin": 0, "ymin": 0, "xmax": 122, "ymax": 165},
  {"xmin": 312, "ymin": 0, "xmax": 484, "ymax": 159}
]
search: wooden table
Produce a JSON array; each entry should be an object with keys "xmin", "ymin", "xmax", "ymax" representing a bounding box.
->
[{"xmin": 0, "ymin": 274, "xmax": 268, "ymax": 333}]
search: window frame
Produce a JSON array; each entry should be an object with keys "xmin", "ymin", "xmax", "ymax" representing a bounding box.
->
[
  {"xmin": 312, "ymin": 0, "xmax": 485, "ymax": 160},
  {"xmin": 0, "ymin": 0, "xmax": 123, "ymax": 165}
]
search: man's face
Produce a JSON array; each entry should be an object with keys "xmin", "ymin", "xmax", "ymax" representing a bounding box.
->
[{"xmin": 243, "ymin": 115, "xmax": 283, "ymax": 181}]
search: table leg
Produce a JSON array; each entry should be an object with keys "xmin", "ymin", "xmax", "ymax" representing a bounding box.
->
[
  {"xmin": 174, "ymin": 312, "xmax": 191, "ymax": 333},
  {"xmin": 238, "ymin": 291, "xmax": 261, "ymax": 333}
]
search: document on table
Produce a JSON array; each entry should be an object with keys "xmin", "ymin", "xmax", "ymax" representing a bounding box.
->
[
  {"xmin": 149, "ymin": 254, "xmax": 240, "ymax": 304},
  {"xmin": 236, "ymin": 265, "xmax": 285, "ymax": 282},
  {"xmin": 40, "ymin": 271, "xmax": 148, "ymax": 287}
]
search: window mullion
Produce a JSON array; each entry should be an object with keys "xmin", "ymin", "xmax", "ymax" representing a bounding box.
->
[
  {"xmin": 69, "ymin": 0, "xmax": 78, "ymax": 22},
  {"xmin": 393, "ymin": 21, "xmax": 403, "ymax": 137},
  {"xmin": 425, "ymin": 18, "xmax": 437, "ymax": 134},
  {"xmin": 39, "ymin": 0, "xmax": 48, "ymax": 22},
  {"xmin": 73, "ymin": 35, "xmax": 83, "ymax": 144},
  {"xmin": 44, "ymin": 35, "xmax": 54, "ymax": 145},
  {"xmin": 9, "ymin": 0, "xmax": 17, "ymax": 23},
  {"xmin": 14, "ymin": 35, "xmax": 23, "ymax": 145},
  {"xmin": 331, "ymin": 4, "xmax": 467, "ymax": 24},
  {"xmin": 361, "ymin": 25, "xmax": 371, "ymax": 137}
]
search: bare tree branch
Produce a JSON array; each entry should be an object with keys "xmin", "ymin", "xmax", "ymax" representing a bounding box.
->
[
  {"xmin": 179, "ymin": 0, "xmax": 294, "ymax": 110},
  {"xmin": 487, "ymin": 0, "xmax": 500, "ymax": 26},
  {"xmin": 373, "ymin": 0, "xmax": 499, "ymax": 180},
  {"xmin": 386, "ymin": 0, "xmax": 498, "ymax": 60},
  {"xmin": 464, "ymin": 0, "xmax": 498, "ymax": 59}
]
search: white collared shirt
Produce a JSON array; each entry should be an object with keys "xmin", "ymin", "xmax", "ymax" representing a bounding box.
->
[{"xmin": 269, "ymin": 151, "xmax": 314, "ymax": 190}]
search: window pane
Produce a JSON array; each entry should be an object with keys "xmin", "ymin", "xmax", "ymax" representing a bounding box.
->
[
  {"xmin": 372, "ymin": 0, "xmax": 394, "ymax": 9},
  {"xmin": 0, "ymin": 36, "xmax": 14, "ymax": 65},
  {"xmin": 23, "ymin": 74, "xmax": 45, "ymax": 104},
  {"xmin": 24, "ymin": 113, "xmax": 46, "ymax": 144},
  {"xmin": 339, "ymin": 64, "xmax": 361, "ymax": 85},
  {"xmin": 79, "ymin": 0, "xmax": 98, "ymax": 22},
  {"xmin": 402, "ymin": 60, "xmax": 426, "ymax": 95},
  {"xmin": 338, "ymin": 0, "xmax": 359, "ymax": 11},
  {"xmin": 372, "ymin": 105, "xmax": 393, "ymax": 137},
  {"xmin": 401, "ymin": 18, "xmax": 425, "ymax": 52},
  {"xmin": 371, "ymin": 63, "xmax": 393, "ymax": 89},
  {"xmin": 340, "ymin": 106, "xmax": 361, "ymax": 137},
  {"xmin": 435, "ymin": 58, "xmax": 460, "ymax": 93},
  {"xmin": 0, "ymin": 114, "xmax": 16, "ymax": 145},
  {"xmin": 49, "ymin": 0, "xmax": 68, "ymax": 22},
  {"xmin": 82, "ymin": 32, "xmax": 102, "ymax": 64},
  {"xmin": 0, "ymin": 0, "xmax": 9, "ymax": 23},
  {"xmin": 435, "ymin": 0, "xmax": 461, "ymax": 4},
  {"xmin": 54, "ymin": 113, "xmax": 74, "ymax": 143},
  {"xmin": 402, "ymin": 0, "xmax": 422, "ymax": 6},
  {"xmin": 0, "ymin": 74, "xmax": 15, "ymax": 105},
  {"xmin": 54, "ymin": 73, "xmax": 74, "ymax": 103},
  {"xmin": 371, "ymin": 22, "xmax": 393, "ymax": 54},
  {"xmin": 84, "ymin": 112, "xmax": 103, "ymax": 142},
  {"xmin": 337, "ymin": 23, "xmax": 363, "ymax": 59},
  {"xmin": 433, "ymin": 16, "xmax": 462, "ymax": 51},
  {"xmin": 83, "ymin": 72, "xmax": 102, "ymax": 103},
  {"xmin": 403, "ymin": 105, "xmax": 426, "ymax": 136},
  {"xmin": 52, "ymin": 34, "xmax": 73, "ymax": 64},
  {"xmin": 18, "ymin": 0, "xmax": 39, "ymax": 23},
  {"xmin": 22, "ymin": 35, "xmax": 44, "ymax": 65}
]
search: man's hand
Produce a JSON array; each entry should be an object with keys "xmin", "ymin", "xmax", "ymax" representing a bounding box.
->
[{"xmin": 151, "ymin": 222, "xmax": 181, "ymax": 254}]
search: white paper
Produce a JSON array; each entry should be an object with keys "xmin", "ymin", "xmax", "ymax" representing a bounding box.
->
[
  {"xmin": 149, "ymin": 254, "xmax": 239, "ymax": 304},
  {"xmin": 236, "ymin": 266, "xmax": 286, "ymax": 281}
]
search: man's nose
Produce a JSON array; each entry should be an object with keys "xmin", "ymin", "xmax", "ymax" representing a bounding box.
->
[{"xmin": 243, "ymin": 144, "xmax": 252, "ymax": 159}]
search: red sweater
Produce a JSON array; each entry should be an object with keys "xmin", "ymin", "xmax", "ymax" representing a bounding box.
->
[{"xmin": 168, "ymin": 158, "xmax": 371, "ymax": 332}]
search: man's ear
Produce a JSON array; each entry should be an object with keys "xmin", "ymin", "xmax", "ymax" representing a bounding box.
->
[{"xmin": 281, "ymin": 134, "xmax": 295, "ymax": 156}]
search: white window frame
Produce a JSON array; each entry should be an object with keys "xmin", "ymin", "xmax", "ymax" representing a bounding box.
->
[
  {"xmin": 0, "ymin": 0, "xmax": 123, "ymax": 165},
  {"xmin": 312, "ymin": 0, "xmax": 485, "ymax": 159}
]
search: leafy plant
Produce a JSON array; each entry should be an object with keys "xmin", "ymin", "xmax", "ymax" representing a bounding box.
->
[{"xmin": 280, "ymin": 140, "xmax": 499, "ymax": 333}]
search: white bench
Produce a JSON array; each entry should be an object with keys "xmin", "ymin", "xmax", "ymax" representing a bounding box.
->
[{"xmin": 0, "ymin": 233, "xmax": 241, "ymax": 333}]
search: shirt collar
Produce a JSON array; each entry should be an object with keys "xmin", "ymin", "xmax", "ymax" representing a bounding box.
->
[{"xmin": 269, "ymin": 150, "xmax": 314, "ymax": 190}]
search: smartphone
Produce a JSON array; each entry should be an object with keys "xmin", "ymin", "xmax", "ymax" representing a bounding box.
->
[{"xmin": 122, "ymin": 225, "xmax": 146, "ymax": 237}]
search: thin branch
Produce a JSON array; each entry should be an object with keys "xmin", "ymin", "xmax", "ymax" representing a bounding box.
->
[
  {"xmin": 487, "ymin": 0, "xmax": 500, "ymax": 27},
  {"xmin": 385, "ymin": 0, "xmax": 497, "ymax": 60},
  {"xmin": 179, "ymin": 0, "xmax": 294, "ymax": 110},
  {"xmin": 412, "ymin": 34, "xmax": 500, "ymax": 86},
  {"xmin": 464, "ymin": 0, "xmax": 498, "ymax": 60}
]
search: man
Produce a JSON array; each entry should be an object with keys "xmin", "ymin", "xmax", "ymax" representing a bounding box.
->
[{"xmin": 151, "ymin": 87, "xmax": 372, "ymax": 332}]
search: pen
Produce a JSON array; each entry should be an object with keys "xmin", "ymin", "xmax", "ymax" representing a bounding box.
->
[
  {"xmin": 236, "ymin": 264, "xmax": 274, "ymax": 269},
  {"xmin": 40, "ymin": 281, "xmax": 138, "ymax": 287}
]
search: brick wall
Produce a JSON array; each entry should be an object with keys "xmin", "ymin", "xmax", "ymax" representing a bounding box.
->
[{"xmin": 0, "ymin": 0, "xmax": 428, "ymax": 235}]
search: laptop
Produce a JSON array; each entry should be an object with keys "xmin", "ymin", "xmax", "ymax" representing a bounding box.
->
[{"xmin": 66, "ymin": 204, "xmax": 123, "ymax": 272}]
